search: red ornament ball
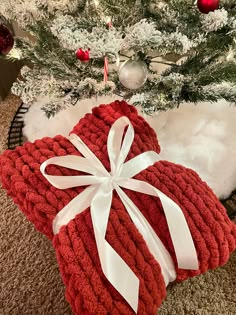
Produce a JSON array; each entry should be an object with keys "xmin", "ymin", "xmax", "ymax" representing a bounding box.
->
[
  {"xmin": 0, "ymin": 24, "xmax": 14, "ymax": 55},
  {"xmin": 76, "ymin": 48, "xmax": 90, "ymax": 62},
  {"xmin": 197, "ymin": 0, "xmax": 220, "ymax": 14}
]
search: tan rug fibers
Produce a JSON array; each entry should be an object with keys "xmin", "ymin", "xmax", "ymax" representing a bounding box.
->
[{"xmin": 0, "ymin": 95, "xmax": 235, "ymax": 315}]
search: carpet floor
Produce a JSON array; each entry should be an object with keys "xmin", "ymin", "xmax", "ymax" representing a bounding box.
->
[{"xmin": 0, "ymin": 95, "xmax": 235, "ymax": 315}]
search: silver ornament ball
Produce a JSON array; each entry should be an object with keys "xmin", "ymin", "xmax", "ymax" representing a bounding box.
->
[{"xmin": 118, "ymin": 59, "xmax": 148, "ymax": 90}]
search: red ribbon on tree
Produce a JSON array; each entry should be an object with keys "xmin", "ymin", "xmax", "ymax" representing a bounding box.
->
[
  {"xmin": 104, "ymin": 56, "xmax": 109, "ymax": 83},
  {"xmin": 103, "ymin": 17, "xmax": 112, "ymax": 83}
]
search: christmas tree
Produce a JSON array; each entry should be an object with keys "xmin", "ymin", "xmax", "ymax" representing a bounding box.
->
[{"xmin": 0, "ymin": 0, "xmax": 235, "ymax": 117}]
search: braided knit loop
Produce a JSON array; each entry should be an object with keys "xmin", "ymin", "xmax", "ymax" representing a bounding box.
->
[{"xmin": 0, "ymin": 100, "xmax": 235, "ymax": 315}]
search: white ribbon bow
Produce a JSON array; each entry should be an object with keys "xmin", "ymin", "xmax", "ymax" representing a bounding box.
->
[{"xmin": 40, "ymin": 116, "xmax": 198, "ymax": 313}]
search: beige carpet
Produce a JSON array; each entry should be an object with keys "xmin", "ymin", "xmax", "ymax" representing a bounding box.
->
[{"xmin": 0, "ymin": 95, "xmax": 235, "ymax": 315}]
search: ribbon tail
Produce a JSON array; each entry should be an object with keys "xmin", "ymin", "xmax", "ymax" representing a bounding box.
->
[
  {"xmin": 118, "ymin": 178, "xmax": 199, "ymax": 270},
  {"xmin": 90, "ymin": 182, "xmax": 139, "ymax": 313},
  {"xmin": 95, "ymin": 233, "xmax": 139, "ymax": 313},
  {"xmin": 115, "ymin": 184, "xmax": 176, "ymax": 285},
  {"xmin": 158, "ymin": 190, "xmax": 199, "ymax": 270}
]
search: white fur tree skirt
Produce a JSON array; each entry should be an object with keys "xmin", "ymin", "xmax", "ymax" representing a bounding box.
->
[{"xmin": 23, "ymin": 96, "xmax": 236, "ymax": 199}]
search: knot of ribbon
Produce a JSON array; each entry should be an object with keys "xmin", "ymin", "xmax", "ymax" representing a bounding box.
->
[{"xmin": 40, "ymin": 116, "xmax": 198, "ymax": 313}]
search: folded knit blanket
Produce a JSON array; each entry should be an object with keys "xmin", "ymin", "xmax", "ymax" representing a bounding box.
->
[{"xmin": 0, "ymin": 100, "xmax": 235, "ymax": 315}]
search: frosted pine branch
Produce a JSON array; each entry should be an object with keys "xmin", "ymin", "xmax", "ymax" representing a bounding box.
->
[
  {"xmin": 201, "ymin": 9, "xmax": 228, "ymax": 32},
  {"xmin": 46, "ymin": 0, "xmax": 86, "ymax": 14},
  {"xmin": 0, "ymin": 0, "xmax": 47, "ymax": 28},
  {"xmin": 51, "ymin": 15, "xmax": 123, "ymax": 59},
  {"xmin": 121, "ymin": 20, "xmax": 162, "ymax": 52},
  {"xmin": 202, "ymin": 82, "xmax": 236, "ymax": 102}
]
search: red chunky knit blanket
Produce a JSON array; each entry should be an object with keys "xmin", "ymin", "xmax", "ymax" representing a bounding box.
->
[{"xmin": 0, "ymin": 100, "xmax": 235, "ymax": 315}]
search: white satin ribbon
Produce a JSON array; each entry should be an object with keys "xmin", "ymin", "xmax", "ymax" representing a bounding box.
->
[{"xmin": 40, "ymin": 116, "xmax": 198, "ymax": 313}]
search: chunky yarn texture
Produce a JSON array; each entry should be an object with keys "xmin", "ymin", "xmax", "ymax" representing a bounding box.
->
[{"xmin": 0, "ymin": 101, "xmax": 235, "ymax": 315}]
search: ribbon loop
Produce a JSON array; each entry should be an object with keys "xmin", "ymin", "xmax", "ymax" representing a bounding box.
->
[
  {"xmin": 40, "ymin": 116, "xmax": 198, "ymax": 313},
  {"xmin": 120, "ymin": 151, "xmax": 161, "ymax": 178},
  {"xmin": 107, "ymin": 116, "xmax": 134, "ymax": 176}
]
